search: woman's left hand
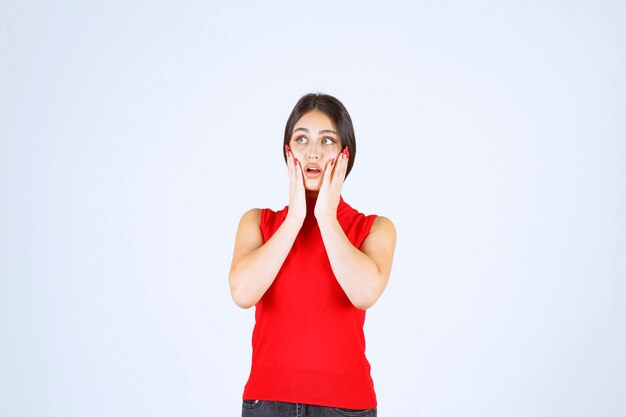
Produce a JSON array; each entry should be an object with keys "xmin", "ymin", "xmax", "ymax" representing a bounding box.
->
[{"xmin": 314, "ymin": 146, "xmax": 349, "ymax": 221}]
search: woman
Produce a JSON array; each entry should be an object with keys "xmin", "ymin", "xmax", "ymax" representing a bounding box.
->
[{"xmin": 229, "ymin": 93, "xmax": 396, "ymax": 417}]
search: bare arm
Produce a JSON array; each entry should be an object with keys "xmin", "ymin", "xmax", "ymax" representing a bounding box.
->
[
  {"xmin": 317, "ymin": 215, "xmax": 396, "ymax": 310},
  {"xmin": 228, "ymin": 209, "xmax": 303, "ymax": 309},
  {"xmin": 314, "ymin": 148, "xmax": 396, "ymax": 310},
  {"xmin": 228, "ymin": 145, "xmax": 306, "ymax": 309}
]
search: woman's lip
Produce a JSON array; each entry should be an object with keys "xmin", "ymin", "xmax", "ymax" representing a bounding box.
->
[
  {"xmin": 304, "ymin": 164, "xmax": 322, "ymax": 178},
  {"xmin": 305, "ymin": 168, "xmax": 322, "ymax": 178}
]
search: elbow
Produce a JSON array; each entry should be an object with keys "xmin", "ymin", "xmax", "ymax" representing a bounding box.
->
[
  {"xmin": 353, "ymin": 302, "xmax": 372, "ymax": 311},
  {"xmin": 229, "ymin": 274, "xmax": 257, "ymax": 309},
  {"xmin": 353, "ymin": 300, "xmax": 375, "ymax": 311},
  {"xmin": 350, "ymin": 292, "xmax": 378, "ymax": 310},
  {"xmin": 230, "ymin": 287, "xmax": 256, "ymax": 309},
  {"xmin": 350, "ymin": 283, "xmax": 385, "ymax": 310},
  {"xmin": 235, "ymin": 300, "xmax": 256, "ymax": 309}
]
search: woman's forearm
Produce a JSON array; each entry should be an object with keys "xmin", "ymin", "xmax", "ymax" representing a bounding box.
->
[
  {"xmin": 229, "ymin": 215, "xmax": 303, "ymax": 309},
  {"xmin": 317, "ymin": 216, "xmax": 385, "ymax": 310}
]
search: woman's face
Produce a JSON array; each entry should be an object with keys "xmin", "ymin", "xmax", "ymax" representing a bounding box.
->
[{"xmin": 289, "ymin": 110, "xmax": 343, "ymax": 195}]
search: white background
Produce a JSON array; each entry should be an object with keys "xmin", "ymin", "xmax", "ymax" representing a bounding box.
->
[{"xmin": 1, "ymin": 1, "xmax": 625, "ymax": 416}]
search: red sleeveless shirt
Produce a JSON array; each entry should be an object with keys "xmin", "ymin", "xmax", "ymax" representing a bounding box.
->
[{"xmin": 242, "ymin": 196, "xmax": 378, "ymax": 409}]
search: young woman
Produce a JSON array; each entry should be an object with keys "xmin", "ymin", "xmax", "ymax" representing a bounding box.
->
[{"xmin": 229, "ymin": 93, "xmax": 396, "ymax": 417}]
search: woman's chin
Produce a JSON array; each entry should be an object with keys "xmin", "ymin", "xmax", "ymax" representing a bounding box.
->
[
  {"xmin": 304, "ymin": 177, "xmax": 321, "ymax": 188},
  {"xmin": 304, "ymin": 181, "xmax": 321, "ymax": 196}
]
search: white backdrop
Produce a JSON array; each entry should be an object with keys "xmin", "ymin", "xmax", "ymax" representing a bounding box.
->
[{"xmin": 1, "ymin": 1, "xmax": 625, "ymax": 416}]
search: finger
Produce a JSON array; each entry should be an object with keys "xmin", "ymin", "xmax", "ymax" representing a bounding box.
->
[
  {"xmin": 287, "ymin": 145, "xmax": 296, "ymax": 167},
  {"xmin": 285, "ymin": 145, "xmax": 292, "ymax": 170},
  {"xmin": 294, "ymin": 157, "xmax": 301, "ymax": 177},
  {"xmin": 339, "ymin": 148, "xmax": 349, "ymax": 178},
  {"xmin": 288, "ymin": 159, "xmax": 295, "ymax": 188},
  {"xmin": 293, "ymin": 159, "xmax": 301, "ymax": 190},
  {"xmin": 329, "ymin": 157, "xmax": 347, "ymax": 197},
  {"xmin": 332, "ymin": 163, "xmax": 346, "ymax": 193},
  {"xmin": 331, "ymin": 148, "xmax": 348, "ymax": 184},
  {"xmin": 287, "ymin": 146, "xmax": 299, "ymax": 181},
  {"xmin": 335, "ymin": 146, "xmax": 347, "ymax": 171},
  {"xmin": 286, "ymin": 147, "xmax": 299, "ymax": 191},
  {"xmin": 321, "ymin": 157, "xmax": 335, "ymax": 190}
]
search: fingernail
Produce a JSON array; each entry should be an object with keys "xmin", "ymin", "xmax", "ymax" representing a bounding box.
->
[
  {"xmin": 331, "ymin": 158, "xmax": 335, "ymax": 165},
  {"xmin": 294, "ymin": 158, "xmax": 299, "ymax": 166}
]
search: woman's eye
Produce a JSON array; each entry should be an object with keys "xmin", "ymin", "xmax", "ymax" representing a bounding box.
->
[
  {"xmin": 322, "ymin": 137, "xmax": 335, "ymax": 145},
  {"xmin": 295, "ymin": 136, "xmax": 307, "ymax": 144}
]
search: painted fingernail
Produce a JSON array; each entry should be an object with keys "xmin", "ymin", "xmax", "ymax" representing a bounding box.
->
[
  {"xmin": 331, "ymin": 158, "xmax": 335, "ymax": 165},
  {"xmin": 294, "ymin": 158, "xmax": 299, "ymax": 166}
]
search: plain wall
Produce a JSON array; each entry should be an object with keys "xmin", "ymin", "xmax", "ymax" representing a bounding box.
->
[{"xmin": 1, "ymin": 1, "xmax": 625, "ymax": 416}]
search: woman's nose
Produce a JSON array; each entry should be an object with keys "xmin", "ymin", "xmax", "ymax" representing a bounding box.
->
[{"xmin": 306, "ymin": 143, "xmax": 321, "ymax": 160}]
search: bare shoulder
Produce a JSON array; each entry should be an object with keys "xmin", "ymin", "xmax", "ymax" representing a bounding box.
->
[
  {"xmin": 361, "ymin": 215, "xmax": 396, "ymax": 279},
  {"xmin": 231, "ymin": 208, "xmax": 263, "ymax": 265},
  {"xmin": 370, "ymin": 215, "xmax": 396, "ymax": 239},
  {"xmin": 361, "ymin": 215, "xmax": 396, "ymax": 255},
  {"xmin": 239, "ymin": 208, "xmax": 262, "ymax": 225},
  {"xmin": 235, "ymin": 208, "xmax": 263, "ymax": 244}
]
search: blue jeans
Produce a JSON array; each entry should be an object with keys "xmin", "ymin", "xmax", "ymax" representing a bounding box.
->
[{"xmin": 242, "ymin": 400, "xmax": 377, "ymax": 417}]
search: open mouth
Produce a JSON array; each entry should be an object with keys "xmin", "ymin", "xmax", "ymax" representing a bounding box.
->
[{"xmin": 305, "ymin": 166, "xmax": 322, "ymax": 177}]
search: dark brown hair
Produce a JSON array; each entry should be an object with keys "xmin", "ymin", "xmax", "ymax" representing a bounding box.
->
[{"xmin": 283, "ymin": 93, "xmax": 356, "ymax": 178}]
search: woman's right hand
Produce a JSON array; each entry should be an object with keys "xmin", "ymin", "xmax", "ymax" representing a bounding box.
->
[
  {"xmin": 228, "ymin": 145, "xmax": 306, "ymax": 308},
  {"xmin": 285, "ymin": 144, "xmax": 306, "ymax": 225}
]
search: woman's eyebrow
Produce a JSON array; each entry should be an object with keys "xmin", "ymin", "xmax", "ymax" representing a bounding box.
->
[
  {"xmin": 319, "ymin": 129, "xmax": 337, "ymax": 135},
  {"xmin": 293, "ymin": 127, "xmax": 338, "ymax": 135}
]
